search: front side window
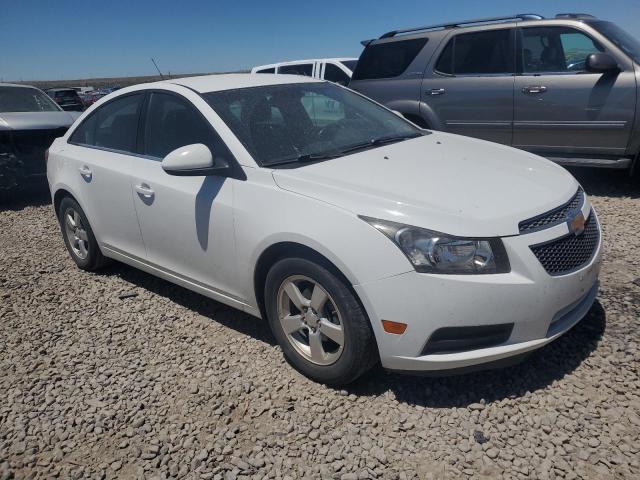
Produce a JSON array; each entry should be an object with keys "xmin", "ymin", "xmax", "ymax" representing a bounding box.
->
[
  {"xmin": 0, "ymin": 87, "xmax": 60, "ymax": 113},
  {"xmin": 69, "ymin": 93, "xmax": 143, "ymax": 152},
  {"xmin": 435, "ymin": 29, "xmax": 513, "ymax": 76},
  {"xmin": 352, "ymin": 38, "xmax": 428, "ymax": 80},
  {"xmin": 204, "ymin": 82, "xmax": 422, "ymax": 167},
  {"xmin": 143, "ymin": 92, "xmax": 214, "ymax": 159},
  {"xmin": 323, "ymin": 63, "xmax": 350, "ymax": 85},
  {"xmin": 521, "ymin": 27, "xmax": 604, "ymax": 73},
  {"xmin": 278, "ymin": 63, "xmax": 313, "ymax": 76}
]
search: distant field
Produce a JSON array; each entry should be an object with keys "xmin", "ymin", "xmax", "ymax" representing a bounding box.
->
[{"xmin": 16, "ymin": 71, "xmax": 248, "ymax": 90}]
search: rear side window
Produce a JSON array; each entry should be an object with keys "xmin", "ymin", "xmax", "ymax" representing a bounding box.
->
[
  {"xmin": 256, "ymin": 67, "xmax": 275, "ymax": 73},
  {"xmin": 323, "ymin": 63, "xmax": 350, "ymax": 84},
  {"xmin": 278, "ymin": 63, "xmax": 313, "ymax": 76},
  {"xmin": 143, "ymin": 92, "xmax": 215, "ymax": 159},
  {"xmin": 352, "ymin": 37, "xmax": 428, "ymax": 80},
  {"xmin": 70, "ymin": 93, "xmax": 143, "ymax": 152},
  {"xmin": 435, "ymin": 29, "xmax": 513, "ymax": 75}
]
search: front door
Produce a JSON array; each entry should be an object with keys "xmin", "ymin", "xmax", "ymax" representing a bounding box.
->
[
  {"xmin": 513, "ymin": 25, "xmax": 636, "ymax": 156},
  {"xmin": 129, "ymin": 91, "xmax": 239, "ymax": 297},
  {"xmin": 421, "ymin": 27, "xmax": 515, "ymax": 145}
]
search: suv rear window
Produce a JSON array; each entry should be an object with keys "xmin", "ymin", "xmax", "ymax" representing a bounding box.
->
[
  {"xmin": 352, "ymin": 37, "xmax": 428, "ymax": 80},
  {"xmin": 435, "ymin": 29, "xmax": 513, "ymax": 75}
]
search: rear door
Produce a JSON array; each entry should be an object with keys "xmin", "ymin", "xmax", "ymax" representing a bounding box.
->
[
  {"xmin": 65, "ymin": 93, "xmax": 146, "ymax": 258},
  {"xmin": 128, "ymin": 90, "xmax": 239, "ymax": 296},
  {"xmin": 513, "ymin": 25, "xmax": 636, "ymax": 156},
  {"xmin": 421, "ymin": 27, "xmax": 516, "ymax": 145}
]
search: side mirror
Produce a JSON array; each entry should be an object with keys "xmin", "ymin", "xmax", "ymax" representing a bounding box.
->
[
  {"xmin": 586, "ymin": 53, "xmax": 619, "ymax": 73},
  {"xmin": 161, "ymin": 143, "xmax": 228, "ymax": 176}
]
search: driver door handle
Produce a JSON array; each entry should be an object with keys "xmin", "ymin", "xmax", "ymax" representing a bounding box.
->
[
  {"xmin": 522, "ymin": 85, "xmax": 548, "ymax": 94},
  {"xmin": 134, "ymin": 183, "xmax": 154, "ymax": 197},
  {"xmin": 426, "ymin": 88, "xmax": 446, "ymax": 96}
]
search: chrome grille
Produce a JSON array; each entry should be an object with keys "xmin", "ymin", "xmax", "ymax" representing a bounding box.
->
[
  {"xmin": 530, "ymin": 210, "xmax": 599, "ymax": 276},
  {"xmin": 519, "ymin": 188, "xmax": 584, "ymax": 234}
]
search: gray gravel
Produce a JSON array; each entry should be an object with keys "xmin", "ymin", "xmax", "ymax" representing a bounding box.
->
[{"xmin": 1, "ymin": 169, "xmax": 639, "ymax": 480}]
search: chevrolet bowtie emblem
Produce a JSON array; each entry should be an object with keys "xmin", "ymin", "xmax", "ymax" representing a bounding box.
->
[{"xmin": 567, "ymin": 211, "xmax": 586, "ymax": 236}]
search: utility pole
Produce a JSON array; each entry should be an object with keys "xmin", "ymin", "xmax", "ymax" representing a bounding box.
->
[{"xmin": 151, "ymin": 58, "xmax": 164, "ymax": 79}]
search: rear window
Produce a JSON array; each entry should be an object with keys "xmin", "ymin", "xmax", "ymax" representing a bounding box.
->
[
  {"xmin": 0, "ymin": 87, "xmax": 60, "ymax": 112},
  {"xmin": 435, "ymin": 29, "xmax": 513, "ymax": 75},
  {"xmin": 352, "ymin": 37, "xmax": 428, "ymax": 80}
]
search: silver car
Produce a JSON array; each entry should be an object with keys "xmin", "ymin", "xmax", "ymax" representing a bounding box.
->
[{"xmin": 349, "ymin": 13, "xmax": 640, "ymax": 174}]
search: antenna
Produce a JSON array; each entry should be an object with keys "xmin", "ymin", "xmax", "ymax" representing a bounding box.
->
[{"xmin": 151, "ymin": 58, "xmax": 164, "ymax": 79}]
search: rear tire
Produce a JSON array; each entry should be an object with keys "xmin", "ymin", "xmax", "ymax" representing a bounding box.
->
[
  {"xmin": 264, "ymin": 257, "xmax": 378, "ymax": 385},
  {"xmin": 58, "ymin": 197, "xmax": 108, "ymax": 271}
]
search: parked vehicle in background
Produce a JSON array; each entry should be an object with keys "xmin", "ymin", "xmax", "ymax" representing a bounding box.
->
[
  {"xmin": 45, "ymin": 88, "xmax": 84, "ymax": 111},
  {"xmin": 79, "ymin": 90, "xmax": 107, "ymax": 108},
  {"xmin": 0, "ymin": 84, "xmax": 79, "ymax": 196},
  {"xmin": 70, "ymin": 86, "xmax": 94, "ymax": 95},
  {"xmin": 252, "ymin": 58, "xmax": 358, "ymax": 85},
  {"xmin": 350, "ymin": 13, "xmax": 640, "ymax": 173},
  {"xmin": 48, "ymin": 74, "xmax": 601, "ymax": 385}
]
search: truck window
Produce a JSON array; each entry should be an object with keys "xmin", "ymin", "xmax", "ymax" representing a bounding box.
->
[{"xmin": 351, "ymin": 38, "xmax": 428, "ymax": 80}]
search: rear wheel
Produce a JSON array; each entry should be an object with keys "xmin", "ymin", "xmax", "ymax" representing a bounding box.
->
[
  {"xmin": 58, "ymin": 197, "xmax": 108, "ymax": 271},
  {"xmin": 265, "ymin": 257, "xmax": 378, "ymax": 385}
]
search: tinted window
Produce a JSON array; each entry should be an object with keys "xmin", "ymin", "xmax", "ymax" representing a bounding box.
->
[
  {"xmin": 278, "ymin": 63, "xmax": 313, "ymax": 76},
  {"xmin": 143, "ymin": 93, "xmax": 214, "ymax": 159},
  {"xmin": 352, "ymin": 38, "xmax": 428, "ymax": 80},
  {"xmin": 522, "ymin": 27, "xmax": 604, "ymax": 73},
  {"xmin": 454, "ymin": 30, "xmax": 513, "ymax": 75},
  {"xmin": 256, "ymin": 67, "xmax": 275, "ymax": 73},
  {"xmin": 70, "ymin": 93, "xmax": 143, "ymax": 152},
  {"xmin": 323, "ymin": 63, "xmax": 350, "ymax": 84},
  {"xmin": 204, "ymin": 82, "xmax": 421, "ymax": 167},
  {"xmin": 0, "ymin": 87, "xmax": 60, "ymax": 112},
  {"xmin": 591, "ymin": 21, "xmax": 640, "ymax": 63},
  {"xmin": 340, "ymin": 60, "xmax": 358, "ymax": 72},
  {"xmin": 434, "ymin": 39, "xmax": 454, "ymax": 74}
]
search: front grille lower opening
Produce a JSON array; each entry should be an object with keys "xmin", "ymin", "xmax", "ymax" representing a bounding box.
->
[{"xmin": 421, "ymin": 323, "xmax": 514, "ymax": 356}]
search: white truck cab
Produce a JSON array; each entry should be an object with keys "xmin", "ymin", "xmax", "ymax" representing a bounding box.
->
[{"xmin": 251, "ymin": 58, "xmax": 358, "ymax": 85}]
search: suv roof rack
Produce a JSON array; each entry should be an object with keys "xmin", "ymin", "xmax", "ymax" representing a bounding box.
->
[
  {"xmin": 555, "ymin": 13, "xmax": 596, "ymax": 20},
  {"xmin": 378, "ymin": 13, "xmax": 544, "ymax": 39}
]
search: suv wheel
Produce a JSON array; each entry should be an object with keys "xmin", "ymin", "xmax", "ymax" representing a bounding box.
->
[
  {"xmin": 58, "ymin": 197, "xmax": 108, "ymax": 271},
  {"xmin": 265, "ymin": 257, "xmax": 378, "ymax": 385}
]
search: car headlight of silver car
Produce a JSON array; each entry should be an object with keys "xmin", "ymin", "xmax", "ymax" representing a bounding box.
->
[{"xmin": 360, "ymin": 216, "xmax": 510, "ymax": 274}]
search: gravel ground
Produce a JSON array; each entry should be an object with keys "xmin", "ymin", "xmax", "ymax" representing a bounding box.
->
[{"xmin": 0, "ymin": 169, "xmax": 639, "ymax": 480}]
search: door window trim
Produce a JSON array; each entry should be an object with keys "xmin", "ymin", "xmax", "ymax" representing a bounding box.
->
[{"xmin": 432, "ymin": 28, "xmax": 516, "ymax": 78}]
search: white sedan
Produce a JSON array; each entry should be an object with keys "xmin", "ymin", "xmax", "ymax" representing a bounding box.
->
[{"xmin": 47, "ymin": 74, "xmax": 602, "ymax": 385}]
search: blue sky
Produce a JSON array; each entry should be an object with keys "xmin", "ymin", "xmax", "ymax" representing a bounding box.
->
[{"xmin": 2, "ymin": 0, "xmax": 639, "ymax": 81}]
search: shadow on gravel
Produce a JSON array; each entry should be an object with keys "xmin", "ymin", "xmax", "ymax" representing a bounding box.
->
[
  {"xmin": 103, "ymin": 262, "xmax": 278, "ymax": 347},
  {"xmin": 106, "ymin": 260, "xmax": 606, "ymax": 406},
  {"xmin": 567, "ymin": 167, "xmax": 639, "ymax": 199},
  {"xmin": 0, "ymin": 186, "xmax": 51, "ymax": 211},
  {"xmin": 346, "ymin": 301, "xmax": 607, "ymax": 408}
]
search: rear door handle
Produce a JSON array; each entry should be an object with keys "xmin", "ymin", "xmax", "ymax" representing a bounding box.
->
[
  {"xmin": 134, "ymin": 183, "xmax": 155, "ymax": 198},
  {"xmin": 78, "ymin": 165, "xmax": 92, "ymax": 179},
  {"xmin": 522, "ymin": 85, "xmax": 548, "ymax": 94},
  {"xmin": 426, "ymin": 88, "xmax": 446, "ymax": 96}
]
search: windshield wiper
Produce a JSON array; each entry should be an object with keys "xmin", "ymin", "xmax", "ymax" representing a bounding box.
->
[
  {"xmin": 339, "ymin": 132, "xmax": 423, "ymax": 155},
  {"xmin": 266, "ymin": 152, "xmax": 342, "ymax": 167}
]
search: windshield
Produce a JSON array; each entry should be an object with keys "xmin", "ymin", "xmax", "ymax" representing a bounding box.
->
[
  {"xmin": 0, "ymin": 86, "xmax": 61, "ymax": 113},
  {"xmin": 340, "ymin": 60, "xmax": 358, "ymax": 72},
  {"xmin": 590, "ymin": 21, "xmax": 640, "ymax": 63},
  {"xmin": 204, "ymin": 82, "xmax": 421, "ymax": 167}
]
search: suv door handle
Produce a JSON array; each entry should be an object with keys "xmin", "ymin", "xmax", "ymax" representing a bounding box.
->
[
  {"xmin": 134, "ymin": 183, "xmax": 155, "ymax": 198},
  {"xmin": 78, "ymin": 165, "xmax": 92, "ymax": 179},
  {"xmin": 426, "ymin": 88, "xmax": 446, "ymax": 96},
  {"xmin": 522, "ymin": 85, "xmax": 548, "ymax": 94}
]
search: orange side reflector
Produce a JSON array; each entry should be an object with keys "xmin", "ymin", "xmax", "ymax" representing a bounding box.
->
[{"xmin": 381, "ymin": 320, "xmax": 407, "ymax": 335}]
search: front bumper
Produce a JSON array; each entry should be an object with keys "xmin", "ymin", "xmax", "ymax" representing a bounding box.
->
[{"xmin": 355, "ymin": 207, "xmax": 602, "ymax": 372}]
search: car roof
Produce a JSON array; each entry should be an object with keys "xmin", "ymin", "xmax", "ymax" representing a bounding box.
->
[
  {"xmin": 160, "ymin": 73, "xmax": 323, "ymax": 94},
  {"xmin": 0, "ymin": 83, "xmax": 41, "ymax": 90}
]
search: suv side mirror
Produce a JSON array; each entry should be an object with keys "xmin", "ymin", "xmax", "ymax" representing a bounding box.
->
[
  {"xmin": 162, "ymin": 144, "xmax": 230, "ymax": 176},
  {"xmin": 586, "ymin": 53, "xmax": 619, "ymax": 73}
]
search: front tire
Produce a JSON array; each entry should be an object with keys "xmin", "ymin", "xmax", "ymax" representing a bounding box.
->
[
  {"xmin": 264, "ymin": 257, "xmax": 378, "ymax": 385},
  {"xmin": 58, "ymin": 197, "xmax": 108, "ymax": 271}
]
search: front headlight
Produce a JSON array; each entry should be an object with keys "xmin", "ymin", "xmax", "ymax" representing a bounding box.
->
[{"xmin": 361, "ymin": 216, "xmax": 510, "ymax": 274}]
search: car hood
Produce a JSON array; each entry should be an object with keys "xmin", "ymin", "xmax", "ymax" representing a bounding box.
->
[
  {"xmin": 272, "ymin": 132, "xmax": 579, "ymax": 237},
  {"xmin": 0, "ymin": 111, "xmax": 79, "ymax": 131}
]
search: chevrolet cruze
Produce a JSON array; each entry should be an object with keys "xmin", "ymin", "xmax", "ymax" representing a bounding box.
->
[{"xmin": 47, "ymin": 74, "xmax": 602, "ymax": 385}]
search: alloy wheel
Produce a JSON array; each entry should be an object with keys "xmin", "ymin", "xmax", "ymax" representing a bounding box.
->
[
  {"xmin": 64, "ymin": 208, "xmax": 89, "ymax": 260},
  {"xmin": 277, "ymin": 275, "xmax": 345, "ymax": 366}
]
